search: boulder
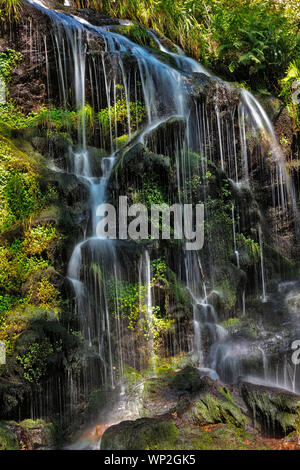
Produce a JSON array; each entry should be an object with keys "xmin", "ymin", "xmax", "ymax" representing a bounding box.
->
[
  {"xmin": 101, "ymin": 418, "xmax": 178, "ymax": 450},
  {"xmin": 175, "ymin": 374, "xmax": 247, "ymax": 429},
  {"xmin": 240, "ymin": 381, "xmax": 300, "ymax": 437}
]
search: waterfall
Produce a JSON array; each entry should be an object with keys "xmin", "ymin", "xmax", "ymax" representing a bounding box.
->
[
  {"xmin": 258, "ymin": 226, "xmax": 267, "ymax": 303},
  {"xmin": 23, "ymin": 0, "xmax": 299, "ymax": 418},
  {"xmin": 232, "ymin": 204, "xmax": 240, "ymax": 269}
]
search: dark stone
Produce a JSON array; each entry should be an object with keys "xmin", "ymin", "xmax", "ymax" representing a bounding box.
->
[{"xmin": 240, "ymin": 380, "xmax": 300, "ymax": 437}]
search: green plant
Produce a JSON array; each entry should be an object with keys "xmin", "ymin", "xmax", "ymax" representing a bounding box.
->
[
  {"xmin": 35, "ymin": 279, "xmax": 60, "ymax": 311},
  {"xmin": 17, "ymin": 340, "xmax": 54, "ymax": 383},
  {"xmin": 97, "ymin": 99, "xmax": 146, "ymax": 141},
  {"xmin": 280, "ymin": 60, "xmax": 300, "ymax": 133},
  {"xmin": 70, "ymin": 0, "xmax": 300, "ymax": 92},
  {"xmin": 3, "ymin": 171, "xmax": 40, "ymax": 226},
  {"xmin": 236, "ymin": 233, "xmax": 260, "ymax": 263},
  {"xmin": 132, "ymin": 179, "xmax": 166, "ymax": 207},
  {"xmin": 22, "ymin": 225, "xmax": 56, "ymax": 256},
  {"xmin": 220, "ymin": 317, "xmax": 242, "ymax": 333},
  {"xmin": 0, "ymin": 49, "xmax": 21, "ymax": 84},
  {"xmin": 105, "ymin": 277, "xmax": 141, "ymax": 330},
  {"xmin": 0, "ymin": 0, "xmax": 22, "ymax": 22}
]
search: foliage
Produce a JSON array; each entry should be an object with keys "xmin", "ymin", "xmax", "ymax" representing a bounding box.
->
[
  {"xmin": 236, "ymin": 233, "xmax": 261, "ymax": 263},
  {"xmin": 0, "ymin": 98, "xmax": 145, "ymax": 147},
  {"xmin": 106, "ymin": 277, "xmax": 141, "ymax": 330},
  {"xmin": 106, "ymin": 257, "xmax": 172, "ymax": 345},
  {"xmin": 0, "ymin": 49, "xmax": 21, "ymax": 84},
  {"xmin": 202, "ymin": 180, "xmax": 233, "ymax": 261},
  {"xmin": 0, "ymin": 0, "xmax": 22, "ymax": 22},
  {"xmin": 132, "ymin": 178, "xmax": 166, "ymax": 207},
  {"xmin": 152, "ymin": 310, "xmax": 173, "ymax": 350},
  {"xmin": 208, "ymin": 0, "xmax": 298, "ymax": 91},
  {"xmin": 216, "ymin": 276, "xmax": 237, "ymax": 311},
  {"xmin": 70, "ymin": 0, "xmax": 300, "ymax": 92},
  {"xmin": 151, "ymin": 258, "xmax": 167, "ymax": 282},
  {"xmin": 17, "ymin": 339, "xmax": 54, "ymax": 383},
  {"xmin": 220, "ymin": 317, "xmax": 242, "ymax": 333},
  {"xmin": 0, "ymin": 294, "xmax": 16, "ymax": 314},
  {"xmin": 22, "ymin": 225, "xmax": 56, "ymax": 257},
  {"xmin": 3, "ymin": 172, "xmax": 41, "ymax": 227},
  {"xmin": 34, "ymin": 279, "xmax": 60, "ymax": 311},
  {"xmin": 97, "ymin": 98, "xmax": 146, "ymax": 141},
  {"xmin": 280, "ymin": 60, "xmax": 300, "ymax": 133}
]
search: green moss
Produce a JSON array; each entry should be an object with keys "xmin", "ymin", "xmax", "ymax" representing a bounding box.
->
[
  {"xmin": 101, "ymin": 418, "xmax": 179, "ymax": 450},
  {"xmin": 236, "ymin": 233, "xmax": 260, "ymax": 264},
  {"xmin": 215, "ymin": 276, "xmax": 237, "ymax": 311},
  {"xmin": 183, "ymin": 393, "xmax": 247, "ymax": 429},
  {"xmin": 264, "ymin": 243, "xmax": 298, "ymax": 281},
  {"xmin": 97, "ymin": 99, "xmax": 146, "ymax": 142},
  {"xmin": 114, "ymin": 134, "xmax": 130, "ymax": 149},
  {"xmin": 0, "ymin": 422, "xmax": 18, "ymax": 450},
  {"xmin": 241, "ymin": 382, "xmax": 300, "ymax": 436},
  {"xmin": 220, "ymin": 317, "xmax": 242, "ymax": 333}
]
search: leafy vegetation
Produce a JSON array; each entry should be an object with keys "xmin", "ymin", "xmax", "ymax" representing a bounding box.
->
[
  {"xmin": 0, "ymin": 0, "xmax": 22, "ymax": 22},
  {"xmin": 0, "ymin": 49, "xmax": 21, "ymax": 84},
  {"xmin": 97, "ymin": 98, "xmax": 146, "ymax": 143},
  {"xmin": 70, "ymin": 0, "xmax": 300, "ymax": 92},
  {"xmin": 280, "ymin": 60, "xmax": 300, "ymax": 133}
]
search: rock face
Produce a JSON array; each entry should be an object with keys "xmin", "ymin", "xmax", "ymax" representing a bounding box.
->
[
  {"xmin": 100, "ymin": 368, "xmax": 300, "ymax": 450},
  {"xmin": 0, "ymin": 1, "xmax": 299, "ymax": 452},
  {"xmin": 240, "ymin": 381, "xmax": 300, "ymax": 437}
]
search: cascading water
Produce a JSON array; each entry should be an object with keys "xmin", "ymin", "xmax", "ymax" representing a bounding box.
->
[{"xmin": 23, "ymin": 0, "xmax": 300, "ymax": 430}]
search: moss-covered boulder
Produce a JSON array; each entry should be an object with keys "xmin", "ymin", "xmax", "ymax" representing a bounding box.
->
[
  {"xmin": 240, "ymin": 381, "xmax": 300, "ymax": 437},
  {"xmin": 101, "ymin": 418, "xmax": 179, "ymax": 450},
  {"xmin": 180, "ymin": 392, "xmax": 246, "ymax": 429}
]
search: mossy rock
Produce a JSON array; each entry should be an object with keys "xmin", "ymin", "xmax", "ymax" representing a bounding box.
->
[
  {"xmin": 240, "ymin": 381, "xmax": 300, "ymax": 437},
  {"xmin": 180, "ymin": 392, "xmax": 246, "ymax": 429},
  {"xmin": 101, "ymin": 418, "xmax": 179, "ymax": 450},
  {"xmin": 0, "ymin": 422, "xmax": 19, "ymax": 450}
]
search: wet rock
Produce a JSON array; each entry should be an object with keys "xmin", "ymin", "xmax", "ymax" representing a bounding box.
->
[
  {"xmin": 179, "ymin": 391, "xmax": 247, "ymax": 429},
  {"xmin": 101, "ymin": 418, "xmax": 179, "ymax": 450},
  {"xmin": 86, "ymin": 146, "xmax": 108, "ymax": 175},
  {"xmin": 169, "ymin": 366, "xmax": 210, "ymax": 394},
  {"xmin": 240, "ymin": 381, "xmax": 300, "ymax": 437},
  {"xmin": 285, "ymin": 291, "xmax": 300, "ymax": 314},
  {"xmin": 185, "ymin": 74, "xmax": 241, "ymax": 111},
  {"xmin": 175, "ymin": 374, "xmax": 247, "ymax": 429},
  {"xmin": 143, "ymin": 116, "xmax": 187, "ymax": 156},
  {"xmin": 141, "ymin": 377, "xmax": 178, "ymax": 417}
]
